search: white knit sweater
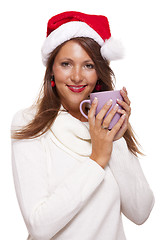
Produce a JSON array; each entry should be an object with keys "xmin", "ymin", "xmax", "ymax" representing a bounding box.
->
[{"xmin": 11, "ymin": 107, "xmax": 154, "ymax": 240}]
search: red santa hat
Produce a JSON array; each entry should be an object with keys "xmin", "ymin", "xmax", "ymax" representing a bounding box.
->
[{"xmin": 41, "ymin": 11, "xmax": 124, "ymax": 66}]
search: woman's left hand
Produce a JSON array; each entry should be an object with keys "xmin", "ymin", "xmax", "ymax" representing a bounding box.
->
[{"xmin": 114, "ymin": 87, "xmax": 131, "ymax": 141}]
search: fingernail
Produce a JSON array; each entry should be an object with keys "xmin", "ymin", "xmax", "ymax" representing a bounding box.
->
[
  {"xmin": 113, "ymin": 103, "xmax": 119, "ymax": 110},
  {"xmin": 117, "ymin": 98, "xmax": 122, "ymax": 103},
  {"xmin": 106, "ymin": 99, "xmax": 113, "ymax": 105},
  {"xmin": 122, "ymin": 114, "xmax": 126, "ymax": 119},
  {"xmin": 93, "ymin": 97, "xmax": 98, "ymax": 104}
]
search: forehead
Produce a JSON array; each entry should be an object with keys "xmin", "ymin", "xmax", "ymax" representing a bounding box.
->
[{"xmin": 55, "ymin": 40, "xmax": 92, "ymax": 60}]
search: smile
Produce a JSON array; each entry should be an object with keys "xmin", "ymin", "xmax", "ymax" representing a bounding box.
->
[{"xmin": 67, "ymin": 85, "xmax": 87, "ymax": 93}]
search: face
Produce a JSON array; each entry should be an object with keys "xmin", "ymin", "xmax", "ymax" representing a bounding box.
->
[{"xmin": 52, "ymin": 40, "xmax": 98, "ymax": 118}]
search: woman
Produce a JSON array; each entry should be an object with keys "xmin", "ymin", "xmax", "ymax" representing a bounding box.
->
[{"xmin": 11, "ymin": 11, "xmax": 154, "ymax": 240}]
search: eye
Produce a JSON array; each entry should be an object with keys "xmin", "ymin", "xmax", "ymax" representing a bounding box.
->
[
  {"xmin": 61, "ymin": 62, "xmax": 70, "ymax": 67},
  {"xmin": 85, "ymin": 64, "xmax": 95, "ymax": 69}
]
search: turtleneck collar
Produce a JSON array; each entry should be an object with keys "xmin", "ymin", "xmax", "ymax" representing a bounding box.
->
[{"xmin": 49, "ymin": 106, "xmax": 92, "ymax": 157}]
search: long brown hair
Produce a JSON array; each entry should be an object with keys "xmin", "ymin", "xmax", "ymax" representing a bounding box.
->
[{"xmin": 11, "ymin": 37, "xmax": 142, "ymax": 156}]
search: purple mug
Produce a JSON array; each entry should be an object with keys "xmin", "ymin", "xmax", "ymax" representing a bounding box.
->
[{"xmin": 80, "ymin": 90, "xmax": 123, "ymax": 130}]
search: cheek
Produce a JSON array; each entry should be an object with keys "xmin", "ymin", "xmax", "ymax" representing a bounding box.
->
[
  {"xmin": 53, "ymin": 68, "xmax": 69, "ymax": 83},
  {"xmin": 87, "ymin": 72, "xmax": 98, "ymax": 86}
]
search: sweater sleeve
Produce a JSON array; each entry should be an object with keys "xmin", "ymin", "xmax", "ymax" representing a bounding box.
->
[
  {"xmin": 11, "ymin": 112, "xmax": 106, "ymax": 240},
  {"xmin": 109, "ymin": 137, "xmax": 155, "ymax": 225}
]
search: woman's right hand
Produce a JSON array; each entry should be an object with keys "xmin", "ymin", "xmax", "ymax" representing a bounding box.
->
[{"xmin": 88, "ymin": 97, "xmax": 126, "ymax": 169}]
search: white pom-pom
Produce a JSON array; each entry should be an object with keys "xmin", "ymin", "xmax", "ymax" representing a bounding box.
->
[{"xmin": 100, "ymin": 37, "xmax": 125, "ymax": 61}]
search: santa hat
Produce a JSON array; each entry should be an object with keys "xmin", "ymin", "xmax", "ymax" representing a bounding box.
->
[{"xmin": 41, "ymin": 11, "xmax": 124, "ymax": 66}]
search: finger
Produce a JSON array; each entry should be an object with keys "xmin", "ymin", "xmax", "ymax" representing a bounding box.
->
[
  {"xmin": 117, "ymin": 108, "xmax": 130, "ymax": 119},
  {"xmin": 95, "ymin": 99, "xmax": 113, "ymax": 128},
  {"xmin": 120, "ymin": 89, "xmax": 131, "ymax": 106},
  {"xmin": 88, "ymin": 97, "xmax": 98, "ymax": 127},
  {"xmin": 116, "ymin": 99, "xmax": 131, "ymax": 115},
  {"xmin": 117, "ymin": 108, "xmax": 126, "ymax": 115},
  {"xmin": 122, "ymin": 86, "xmax": 127, "ymax": 94},
  {"xmin": 102, "ymin": 103, "xmax": 119, "ymax": 128},
  {"xmin": 113, "ymin": 118, "xmax": 128, "ymax": 141},
  {"xmin": 110, "ymin": 114, "xmax": 126, "ymax": 138}
]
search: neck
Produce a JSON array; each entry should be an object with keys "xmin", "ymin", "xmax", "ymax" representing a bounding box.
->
[
  {"xmin": 71, "ymin": 112, "xmax": 88, "ymax": 122},
  {"xmin": 62, "ymin": 103, "xmax": 88, "ymax": 122}
]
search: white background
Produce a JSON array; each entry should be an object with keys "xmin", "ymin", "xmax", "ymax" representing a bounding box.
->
[{"xmin": 0, "ymin": 0, "xmax": 159, "ymax": 239}]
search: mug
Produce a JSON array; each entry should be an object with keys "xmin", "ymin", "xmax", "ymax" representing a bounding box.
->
[{"xmin": 80, "ymin": 90, "xmax": 123, "ymax": 130}]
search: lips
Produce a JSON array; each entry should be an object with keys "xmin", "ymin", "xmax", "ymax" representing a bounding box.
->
[{"xmin": 67, "ymin": 85, "xmax": 87, "ymax": 93}]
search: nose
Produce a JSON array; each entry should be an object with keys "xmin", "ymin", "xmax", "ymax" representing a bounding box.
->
[{"xmin": 70, "ymin": 66, "xmax": 83, "ymax": 84}]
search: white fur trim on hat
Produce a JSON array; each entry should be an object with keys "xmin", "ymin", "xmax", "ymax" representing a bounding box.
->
[
  {"xmin": 101, "ymin": 37, "xmax": 125, "ymax": 61},
  {"xmin": 41, "ymin": 21, "xmax": 104, "ymax": 66}
]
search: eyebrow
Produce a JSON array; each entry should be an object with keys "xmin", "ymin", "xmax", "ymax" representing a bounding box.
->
[{"xmin": 59, "ymin": 58, "xmax": 94, "ymax": 63}]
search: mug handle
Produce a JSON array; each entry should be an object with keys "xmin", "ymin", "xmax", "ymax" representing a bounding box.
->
[{"xmin": 79, "ymin": 99, "xmax": 91, "ymax": 119}]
